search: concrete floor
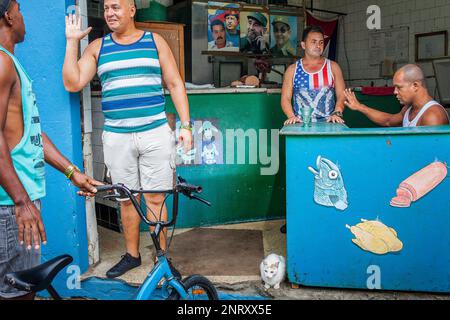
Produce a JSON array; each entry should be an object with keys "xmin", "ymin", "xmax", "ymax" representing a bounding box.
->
[{"xmin": 82, "ymin": 220, "xmax": 450, "ymax": 300}]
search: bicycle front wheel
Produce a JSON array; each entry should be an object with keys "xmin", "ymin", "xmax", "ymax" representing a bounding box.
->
[{"xmin": 168, "ymin": 275, "xmax": 219, "ymax": 300}]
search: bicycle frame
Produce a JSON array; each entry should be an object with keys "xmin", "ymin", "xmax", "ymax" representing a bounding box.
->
[
  {"xmin": 96, "ymin": 178, "xmax": 210, "ymax": 300},
  {"xmin": 133, "ymin": 189, "xmax": 180, "ymax": 256},
  {"xmin": 100, "ymin": 184, "xmax": 181, "ymax": 256},
  {"xmin": 6, "ymin": 178, "xmax": 214, "ymax": 301},
  {"xmin": 134, "ymin": 255, "xmax": 188, "ymax": 300}
]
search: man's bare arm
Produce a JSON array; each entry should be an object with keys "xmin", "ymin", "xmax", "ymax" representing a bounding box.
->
[
  {"xmin": 331, "ymin": 62, "xmax": 346, "ymax": 113},
  {"xmin": 281, "ymin": 64, "xmax": 301, "ymax": 125},
  {"xmin": 42, "ymin": 133, "xmax": 102, "ymax": 195},
  {"xmin": 62, "ymin": 14, "xmax": 99, "ymax": 92},
  {"xmin": 153, "ymin": 33, "xmax": 192, "ymax": 151},
  {"xmin": 0, "ymin": 53, "xmax": 29, "ymax": 205},
  {"xmin": 153, "ymin": 33, "xmax": 189, "ymax": 123},
  {"xmin": 344, "ymin": 88, "xmax": 404, "ymax": 127},
  {"xmin": 0, "ymin": 53, "xmax": 46, "ymax": 248},
  {"xmin": 327, "ymin": 61, "xmax": 346, "ymax": 124},
  {"xmin": 418, "ymin": 105, "xmax": 450, "ymax": 126},
  {"xmin": 359, "ymin": 105, "xmax": 405, "ymax": 127}
]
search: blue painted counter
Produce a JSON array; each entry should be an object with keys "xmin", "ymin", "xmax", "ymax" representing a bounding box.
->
[{"xmin": 281, "ymin": 123, "xmax": 450, "ymax": 293}]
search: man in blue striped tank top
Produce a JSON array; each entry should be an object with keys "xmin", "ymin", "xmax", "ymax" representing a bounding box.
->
[{"xmin": 63, "ymin": 0, "xmax": 192, "ymax": 279}]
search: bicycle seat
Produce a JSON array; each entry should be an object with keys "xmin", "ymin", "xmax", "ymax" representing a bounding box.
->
[{"xmin": 5, "ymin": 254, "xmax": 73, "ymax": 292}]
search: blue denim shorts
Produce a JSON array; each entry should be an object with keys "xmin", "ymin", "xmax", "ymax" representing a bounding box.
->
[{"xmin": 0, "ymin": 200, "xmax": 41, "ymax": 299}]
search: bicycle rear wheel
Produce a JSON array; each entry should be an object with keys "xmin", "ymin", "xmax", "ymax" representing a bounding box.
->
[{"xmin": 167, "ymin": 275, "xmax": 219, "ymax": 300}]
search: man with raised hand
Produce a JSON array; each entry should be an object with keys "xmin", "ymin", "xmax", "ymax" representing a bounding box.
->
[
  {"xmin": 344, "ymin": 64, "xmax": 449, "ymax": 127},
  {"xmin": 63, "ymin": 0, "xmax": 192, "ymax": 279}
]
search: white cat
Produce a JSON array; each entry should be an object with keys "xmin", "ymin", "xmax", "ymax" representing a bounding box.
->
[{"xmin": 260, "ymin": 254, "xmax": 286, "ymax": 290}]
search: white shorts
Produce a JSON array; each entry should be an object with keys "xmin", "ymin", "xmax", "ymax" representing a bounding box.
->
[{"xmin": 102, "ymin": 123, "xmax": 176, "ymax": 192}]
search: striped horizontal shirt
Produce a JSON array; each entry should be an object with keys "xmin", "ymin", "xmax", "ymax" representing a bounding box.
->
[{"xmin": 98, "ymin": 31, "xmax": 167, "ymax": 133}]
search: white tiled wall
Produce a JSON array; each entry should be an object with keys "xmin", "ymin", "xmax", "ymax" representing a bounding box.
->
[
  {"xmin": 91, "ymin": 96, "xmax": 106, "ymax": 182},
  {"xmin": 294, "ymin": 0, "xmax": 450, "ymax": 100}
]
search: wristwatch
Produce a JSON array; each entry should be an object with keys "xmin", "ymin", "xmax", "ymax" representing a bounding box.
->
[
  {"xmin": 180, "ymin": 121, "xmax": 193, "ymax": 132},
  {"xmin": 331, "ymin": 111, "xmax": 344, "ymax": 118}
]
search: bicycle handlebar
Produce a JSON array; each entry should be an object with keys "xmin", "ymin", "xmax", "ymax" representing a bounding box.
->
[
  {"xmin": 177, "ymin": 182, "xmax": 202, "ymax": 194},
  {"xmin": 95, "ymin": 177, "xmax": 210, "ymax": 227}
]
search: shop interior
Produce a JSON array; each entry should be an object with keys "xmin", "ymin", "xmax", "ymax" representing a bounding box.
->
[{"xmin": 79, "ymin": 0, "xmax": 450, "ymax": 295}]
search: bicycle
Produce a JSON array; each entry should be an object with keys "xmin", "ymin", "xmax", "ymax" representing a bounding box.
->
[{"xmin": 5, "ymin": 176, "xmax": 219, "ymax": 300}]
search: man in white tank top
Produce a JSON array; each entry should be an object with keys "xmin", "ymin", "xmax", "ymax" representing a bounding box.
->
[{"xmin": 343, "ymin": 64, "xmax": 449, "ymax": 127}]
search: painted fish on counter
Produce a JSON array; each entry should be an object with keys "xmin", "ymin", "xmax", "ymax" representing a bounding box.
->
[{"xmin": 308, "ymin": 156, "xmax": 348, "ymax": 210}]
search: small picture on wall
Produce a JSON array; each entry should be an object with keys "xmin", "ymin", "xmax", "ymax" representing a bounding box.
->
[
  {"xmin": 270, "ymin": 15, "xmax": 298, "ymax": 57},
  {"xmin": 415, "ymin": 31, "xmax": 448, "ymax": 62},
  {"xmin": 240, "ymin": 11, "xmax": 270, "ymax": 55},
  {"xmin": 207, "ymin": 9, "xmax": 240, "ymax": 52},
  {"xmin": 175, "ymin": 119, "xmax": 224, "ymax": 166}
]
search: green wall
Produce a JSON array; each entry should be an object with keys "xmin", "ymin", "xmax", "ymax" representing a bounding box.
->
[
  {"xmin": 135, "ymin": 91, "xmax": 400, "ymax": 229},
  {"xmin": 344, "ymin": 92, "xmax": 402, "ymax": 128},
  {"xmin": 136, "ymin": 2, "xmax": 167, "ymax": 22},
  {"xmin": 163, "ymin": 92, "xmax": 286, "ymax": 228}
]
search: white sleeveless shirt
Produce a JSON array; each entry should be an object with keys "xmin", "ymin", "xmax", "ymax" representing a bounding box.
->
[{"xmin": 403, "ymin": 100, "xmax": 449, "ymax": 127}]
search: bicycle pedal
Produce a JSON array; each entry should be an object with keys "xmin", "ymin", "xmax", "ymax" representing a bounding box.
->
[{"xmin": 157, "ymin": 278, "xmax": 167, "ymax": 288}]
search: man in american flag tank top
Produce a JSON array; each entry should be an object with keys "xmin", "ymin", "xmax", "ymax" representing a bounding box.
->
[
  {"xmin": 280, "ymin": 26, "xmax": 346, "ymax": 125},
  {"xmin": 279, "ymin": 26, "xmax": 346, "ymax": 235}
]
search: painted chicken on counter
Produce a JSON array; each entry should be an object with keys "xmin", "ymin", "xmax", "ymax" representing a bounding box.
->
[
  {"xmin": 308, "ymin": 156, "xmax": 348, "ymax": 210},
  {"xmin": 346, "ymin": 219, "xmax": 403, "ymax": 255}
]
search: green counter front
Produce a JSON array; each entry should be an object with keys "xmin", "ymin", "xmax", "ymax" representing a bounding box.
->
[{"xmin": 164, "ymin": 89, "xmax": 286, "ymax": 228}]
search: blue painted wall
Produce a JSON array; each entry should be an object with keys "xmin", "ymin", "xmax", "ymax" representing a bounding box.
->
[{"xmin": 15, "ymin": 0, "xmax": 88, "ymax": 293}]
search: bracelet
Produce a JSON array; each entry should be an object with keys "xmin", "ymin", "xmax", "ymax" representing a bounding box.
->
[
  {"xmin": 64, "ymin": 164, "xmax": 80, "ymax": 180},
  {"xmin": 180, "ymin": 121, "xmax": 193, "ymax": 132},
  {"xmin": 180, "ymin": 125, "xmax": 192, "ymax": 132},
  {"xmin": 331, "ymin": 111, "xmax": 344, "ymax": 118}
]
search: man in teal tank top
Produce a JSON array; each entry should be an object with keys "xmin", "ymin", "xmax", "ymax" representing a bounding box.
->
[
  {"xmin": 63, "ymin": 0, "xmax": 193, "ymax": 279},
  {"xmin": 0, "ymin": 0, "xmax": 101, "ymax": 299}
]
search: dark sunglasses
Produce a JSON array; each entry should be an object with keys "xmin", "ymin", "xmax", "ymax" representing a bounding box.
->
[{"xmin": 274, "ymin": 27, "xmax": 289, "ymax": 33}]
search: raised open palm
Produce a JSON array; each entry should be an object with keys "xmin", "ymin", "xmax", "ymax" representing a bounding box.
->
[
  {"xmin": 65, "ymin": 13, "xmax": 92, "ymax": 41},
  {"xmin": 343, "ymin": 88, "xmax": 362, "ymax": 111}
]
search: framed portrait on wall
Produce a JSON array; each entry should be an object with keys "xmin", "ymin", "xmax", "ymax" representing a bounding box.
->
[
  {"xmin": 207, "ymin": 8, "xmax": 240, "ymax": 52},
  {"xmin": 270, "ymin": 15, "xmax": 298, "ymax": 57},
  {"xmin": 415, "ymin": 31, "xmax": 448, "ymax": 62},
  {"xmin": 239, "ymin": 10, "xmax": 270, "ymax": 55}
]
